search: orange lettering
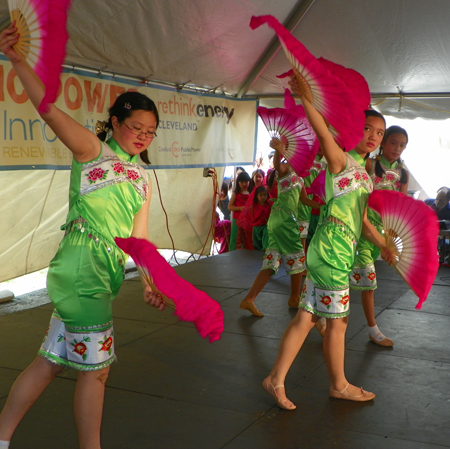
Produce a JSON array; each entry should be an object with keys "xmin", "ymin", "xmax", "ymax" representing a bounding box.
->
[
  {"xmin": 0, "ymin": 65, "xmax": 4, "ymax": 102},
  {"xmin": 84, "ymin": 80, "xmax": 108, "ymax": 113},
  {"xmin": 109, "ymin": 84, "xmax": 126, "ymax": 108},
  {"xmin": 7, "ymin": 69, "xmax": 28, "ymax": 104},
  {"xmin": 64, "ymin": 77, "xmax": 82, "ymax": 110}
]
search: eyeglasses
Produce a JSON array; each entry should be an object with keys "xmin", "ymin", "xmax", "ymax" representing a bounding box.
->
[{"xmin": 122, "ymin": 121, "xmax": 157, "ymax": 140}]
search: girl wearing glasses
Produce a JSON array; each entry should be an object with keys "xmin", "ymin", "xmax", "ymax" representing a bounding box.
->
[{"xmin": 0, "ymin": 22, "xmax": 161, "ymax": 449}]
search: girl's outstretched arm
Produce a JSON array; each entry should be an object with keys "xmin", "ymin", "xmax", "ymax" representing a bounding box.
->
[
  {"xmin": 289, "ymin": 77, "xmax": 346, "ymax": 174},
  {"xmin": 0, "ymin": 22, "xmax": 100, "ymax": 162}
]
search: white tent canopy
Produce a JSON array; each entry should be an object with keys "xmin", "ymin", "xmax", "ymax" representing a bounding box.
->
[
  {"xmin": 1, "ymin": 0, "xmax": 449, "ymax": 282},
  {"xmin": 2, "ymin": 0, "xmax": 450, "ymax": 117}
]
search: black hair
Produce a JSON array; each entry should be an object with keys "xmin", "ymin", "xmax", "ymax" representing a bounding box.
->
[
  {"xmin": 253, "ymin": 185, "xmax": 268, "ymax": 204},
  {"xmin": 234, "ymin": 171, "xmax": 251, "ymax": 193},
  {"xmin": 97, "ymin": 91, "xmax": 159, "ymax": 165},
  {"xmin": 266, "ymin": 168, "xmax": 277, "ymax": 190},
  {"xmin": 374, "ymin": 125, "xmax": 408, "ymax": 184},
  {"xmin": 364, "ymin": 109, "xmax": 386, "ymax": 127}
]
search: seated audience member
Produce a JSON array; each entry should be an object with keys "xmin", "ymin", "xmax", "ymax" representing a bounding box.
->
[{"xmin": 425, "ymin": 187, "xmax": 450, "ymax": 221}]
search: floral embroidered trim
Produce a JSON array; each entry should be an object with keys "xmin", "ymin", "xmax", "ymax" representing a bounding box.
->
[
  {"xmin": 371, "ymin": 167, "xmax": 401, "ymax": 191},
  {"xmin": 81, "ymin": 152, "xmax": 148, "ymax": 201},
  {"xmin": 349, "ymin": 264, "xmax": 377, "ymax": 290},
  {"xmin": 277, "ymin": 171, "xmax": 304, "ymax": 194},
  {"xmin": 333, "ymin": 165, "xmax": 372, "ymax": 198},
  {"xmin": 298, "ymin": 303, "xmax": 350, "ymax": 319}
]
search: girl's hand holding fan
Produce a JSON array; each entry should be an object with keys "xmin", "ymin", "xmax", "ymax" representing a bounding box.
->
[
  {"xmin": 116, "ymin": 237, "xmax": 224, "ymax": 343},
  {"xmin": 250, "ymin": 14, "xmax": 370, "ymax": 152},
  {"xmin": 6, "ymin": 0, "xmax": 72, "ymax": 113},
  {"xmin": 258, "ymin": 89, "xmax": 319, "ymax": 177}
]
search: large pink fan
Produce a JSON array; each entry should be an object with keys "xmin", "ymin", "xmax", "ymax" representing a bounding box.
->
[
  {"xmin": 368, "ymin": 190, "xmax": 440, "ymax": 310},
  {"xmin": 257, "ymin": 89, "xmax": 318, "ymax": 177},
  {"xmin": 250, "ymin": 14, "xmax": 370, "ymax": 151},
  {"xmin": 115, "ymin": 237, "xmax": 224, "ymax": 343},
  {"xmin": 8, "ymin": 0, "xmax": 72, "ymax": 113}
]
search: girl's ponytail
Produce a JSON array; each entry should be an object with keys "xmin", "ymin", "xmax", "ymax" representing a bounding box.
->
[
  {"xmin": 95, "ymin": 119, "xmax": 112, "ymax": 142},
  {"xmin": 397, "ymin": 157, "xmax": 408, "ymax": 184},
  {"xmin": 374, "ymin": 150, "xmax": 385, "ymax": 179}
]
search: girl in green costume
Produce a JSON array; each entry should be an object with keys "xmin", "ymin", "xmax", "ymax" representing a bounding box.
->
[
  {"xmin": 0, "ymin": 22, "xmax": 162, "ymax": 449},
  {"xmin": 262, "ymin": 76, "xmax": 394, "ymax": 410},
  {"xmin": 240, "ymin": 145, "xmax": 320, "ymax": 317},
  {"xmin": 350, "ymin": 126, "xmax": 409, "ymax": 347}
]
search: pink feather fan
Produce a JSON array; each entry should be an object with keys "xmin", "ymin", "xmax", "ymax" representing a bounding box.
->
[
  {"xmin": 115, "ymin": 237, "xmax": 224, "ymax": 343},
  {"xmin": 250, "ymin": 14, "xmax": 370, "ymax": 151},
  {"xmin": 368, "ymin": 190, "xmax": 440, "ymax": 310},
  {"xmin": 8, "ymin": 0, "xmax": 72, "ymax": 113},
  {"xmin": 257, "ymin": 89, "xmax": 318, "ymax": 177}
]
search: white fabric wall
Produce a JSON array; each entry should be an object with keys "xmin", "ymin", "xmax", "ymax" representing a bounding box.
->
[{"xmin": 0, "ymin": 167, "xmax": 223, "ymax": 283}]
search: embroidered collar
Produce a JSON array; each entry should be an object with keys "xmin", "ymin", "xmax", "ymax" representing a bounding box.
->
[
  {"xmin": 380, "ymin": 155, "xmax": 397, "ymax": 169},
  {"xmin": 106, "ymin": 138, "xmax": 138, "ymax": 163},
  {"xmin": 348, "ymin": 149, "xmax": 365, "ymax": 166}
]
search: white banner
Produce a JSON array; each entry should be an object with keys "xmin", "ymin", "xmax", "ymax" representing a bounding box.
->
[{"xmin": 0, "ymin": 56, "xmax": 258, "ymax": 169}]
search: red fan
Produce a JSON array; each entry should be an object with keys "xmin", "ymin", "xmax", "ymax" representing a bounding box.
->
[
  {"xmin": 368, "ymin": 190, "xmax": 440, "ymax": 310},
  {"xmin": 8, "ymin": 0, "xmax": 72, "ymax": 113},
  {"xmin": 257, "ymin": 89, "xmax": 318, "ymax": 177},
  {"xmin": 115, "ymin": 237, "xmax": 224, "ymax": 343},
  {"xmin": 250, "ymin": 14, "xmax": 370, "ymax": 151}
]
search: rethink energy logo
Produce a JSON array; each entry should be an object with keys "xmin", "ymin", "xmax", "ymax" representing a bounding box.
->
[{"xmin": 157, "ymin": 94, "xmax": 235, "ymax": 132}]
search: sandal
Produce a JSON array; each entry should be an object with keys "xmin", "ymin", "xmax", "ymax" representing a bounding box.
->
[{"xmin": 262, "ymin": 377, "xmax": 296, "ymax": 410}]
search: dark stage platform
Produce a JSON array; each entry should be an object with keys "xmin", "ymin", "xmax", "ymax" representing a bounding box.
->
[{"xmin": 1, "ymin": 250, "xmax": 449, "ymax": 449}]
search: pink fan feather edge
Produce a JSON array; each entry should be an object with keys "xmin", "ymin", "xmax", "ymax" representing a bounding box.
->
[
  {"xmin": 115, "ymin": 237, "xmax": 224, "ymax": 343},
  {"xmin": 368, "ymin": 190, "xmax": 440, "ymax": 309},
  {"xmin": 251, "ymin": 14, "xmax": 370, "ymax": 151},
  {"xmin": 37, "ymin": 0, "xmax": 72, "ymax": 114},
  {"xmin": 18, "ymin": 0, "xmax": 72, "ymax": 113}
]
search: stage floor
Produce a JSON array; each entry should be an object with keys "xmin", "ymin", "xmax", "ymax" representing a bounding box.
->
[{"xmin": 1, "ymin": 249, "xmax": 449, "ymax": 449}]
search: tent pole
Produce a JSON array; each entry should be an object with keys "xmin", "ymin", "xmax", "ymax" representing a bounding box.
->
[{"xmin": 236, "ymin": 0, "xmax": 317, "ymax": 98}]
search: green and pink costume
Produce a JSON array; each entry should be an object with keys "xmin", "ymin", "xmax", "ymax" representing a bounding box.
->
[
  {"xmin": 300, "ymin": 150, "xmax": 372, "ymax": 318},
  {"xmin": 39, "ymin": 138, "xmax": 148, "ymax": 371},
  {"xmin": 350, "ymin": 156, "xmax": 403, "ymax": 290},
  {"xmin": 262, "ymin": 170, "xmax": 306, "ymax": 275}
]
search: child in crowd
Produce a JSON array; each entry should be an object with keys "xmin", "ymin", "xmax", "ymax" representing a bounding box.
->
[
  {"xmin": 350, "ymin": 126, "xmax": 409, "ymax": 346},
  {"xmin": 250, "ymin": 168, "xmax": 265, "ymax": 191},
  {"xmin": 262, "ymin": 74, "xmax": 394, "ymax": 410},
  {"xmin": 228, "ymin": 171, "xmax": 252, "ymax": 250}
]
